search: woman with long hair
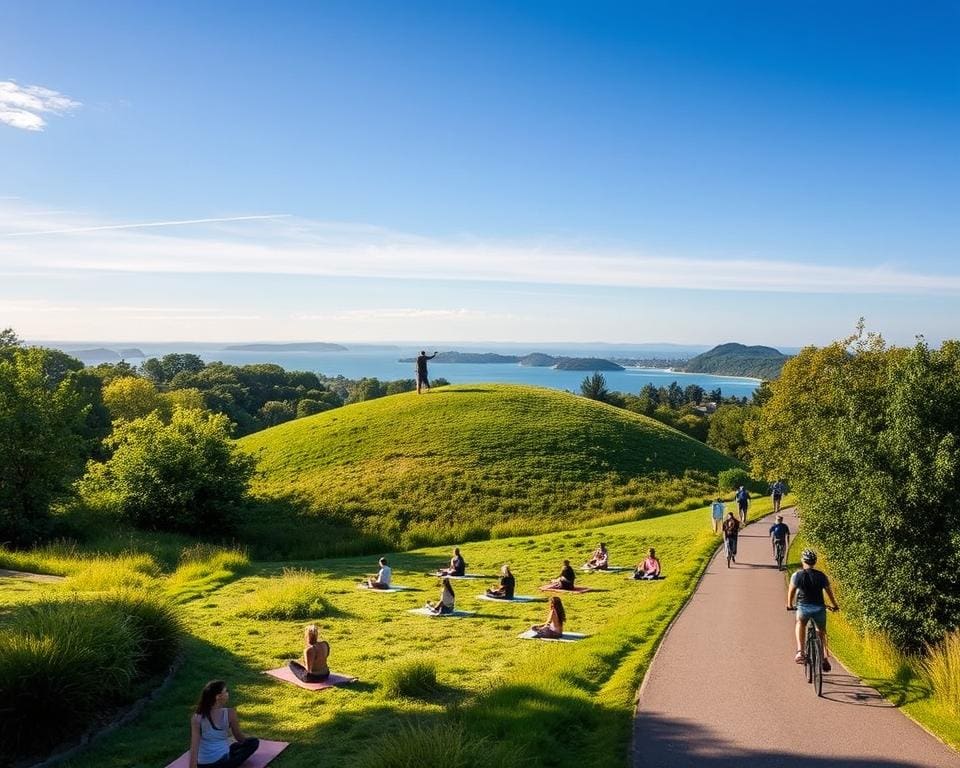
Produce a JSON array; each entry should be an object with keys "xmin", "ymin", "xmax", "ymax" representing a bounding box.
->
[
  {"xmin": 288, "ymin": 624, "xmax": 330, "ymax": 682},
  {"xmin": 532, "ymin": 595, "xmax": 566, "ymax": 639},
  {"xmin": 426, "ymin": 577, "xmax": 456, "ymax": 614},
  {"xmin": 486, "ymin": 564, "xmax": 516, "ymax": 599},
  {"xmin": 189, "ymin": 680, "xmax": 259, "ymax": 768}
]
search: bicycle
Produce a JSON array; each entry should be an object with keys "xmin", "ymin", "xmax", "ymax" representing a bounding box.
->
[
  {"xmin": 773, "ymin": 540, "xmax": 785, "ymax": 571},
  {"xmin": 787, "ymin": 606, "xmax": 837, "ymax": 697}
]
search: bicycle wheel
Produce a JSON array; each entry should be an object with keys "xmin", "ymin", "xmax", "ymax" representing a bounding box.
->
[
  {"xmin": 804, "ymin": 627, "xmax": 814, "ymax": 684},
  {"xmin": 813, "ymin": 635, "xmax": 824, "ymax": 696}
]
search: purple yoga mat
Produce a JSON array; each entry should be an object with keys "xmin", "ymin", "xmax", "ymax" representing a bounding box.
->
[
  {"xmin": 263, "ymin": 666, "xmax": 358, "ymax": 691},
  {"xmin": 165, "ymin": 739, "xmax": 288, "ymax": 768}
]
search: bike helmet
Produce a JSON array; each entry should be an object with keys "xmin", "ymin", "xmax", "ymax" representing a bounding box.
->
[{"xmin": 801, "ymin": 548, "xmax": 817, "ymax": 564}]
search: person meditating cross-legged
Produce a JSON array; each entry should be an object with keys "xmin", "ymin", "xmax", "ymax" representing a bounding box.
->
[
  {"xmin": 426, "ymin": 577, "xmax": 456, "ymax": 614},
  {"xmin": 486, "ymin": 564, "xmax": 516, "ymax": 599},
  {"xmin": 634, "ymin": 548, "xmax": 661, "ymax": 580},
  {"xmin": 532, "ymin": 595, "xmax": 566, "ymax": 639},
  {"xmin": 438, "ymin": 547, "xmax": 466, "ymax": 577},
  {"xmin": 288, "ymin": 624, "xmax": 330, "ymax": 683},
  {"xmin": 189, "ymin": 680, "xmax": 259, "ymax": 768},
  {"xmin": 365, "ymin": 557, "xmax": 392, "ymax": 589},
  {"xmin": 584, "ymin": 542, "xmax": 609, "ymax": 571},
  {"xmin": 546, "ymin": 559, "xmax": 576, "ymax": 590}
]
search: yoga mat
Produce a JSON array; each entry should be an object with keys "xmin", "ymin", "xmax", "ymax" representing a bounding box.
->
[
  {"xmin": 428, "ymin": 573, "xmax": 493, "ymax": 579},
  {"xmin": 517, "ymin": 630, "xmax": 588, "ymax": 643},
  {"xmin": 581, "ymin": 566, "xmax": 632, "ymax": 573},
  {"xmin": 165, "ymin": 739, "xmax": 288, "ymax": 768},
  {"xmin": 476, "ymin": 594, "xmax": 541, "ymax": 603},
  {"xmin": 263, "ymin": 666, "xmax": 357, "ymax": 690},
  {"xmin": 538, "ymin": 585, "xmax": 593, "ymax": 594},
  {"xmin": 407, "ymin": 607, "xmax": 475, "ymax": 617},
  {"xmin": 357, "ymin": 584, "xmax": 410, "ymax": 593}
]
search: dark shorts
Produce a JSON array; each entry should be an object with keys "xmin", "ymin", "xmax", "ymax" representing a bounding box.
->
[
  {"xmin": 773, "ymin": 493, "xmax": 783, "ymax": 501},
  {"xmin": 738, "ymin": 500, "xmax": 748, "ymax": 511}
]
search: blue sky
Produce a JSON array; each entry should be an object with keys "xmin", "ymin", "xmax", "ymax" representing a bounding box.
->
[{"xmin": 1, "ymin": 1, "xmax": 957, "ymax": 345}]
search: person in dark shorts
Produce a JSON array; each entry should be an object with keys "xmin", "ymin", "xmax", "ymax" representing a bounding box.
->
[
  {"xmin": 486, "ymin": 564, "xmax": 516, "ymax": 599},
  {"xmin": 787, "ymin": 549, "xmax": 839, "ymax": 671},
  {"xmin": 722, "ymin": 512, "xmax": 741, "ymax": 563},
  {"xmin": 416, "ymin": 350, "xmax": 438, "ymax": 394},
  {"xmin": 545, "ymin": 559, "xmax": 576, "ymax": 590},
  {"xmin": 771, "ymin": 479, "xmax": 785, "ymax": 514},
  {"xmin": 769, "ymin": 515, "xmax": 791, "ymax": 566},
  {"xmin": 735, "ymin": 485, "xmax": 749, "ymax": 524}
]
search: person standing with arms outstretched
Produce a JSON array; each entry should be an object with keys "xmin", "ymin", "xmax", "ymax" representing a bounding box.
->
[{"xmin": 416, "ymin": 350, "xmax": 437, "ymax": 394}]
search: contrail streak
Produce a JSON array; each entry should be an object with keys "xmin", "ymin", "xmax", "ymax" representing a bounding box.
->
[{"xmin": 3, "ymin": 214, "xmax": 291, "ymax": 237}]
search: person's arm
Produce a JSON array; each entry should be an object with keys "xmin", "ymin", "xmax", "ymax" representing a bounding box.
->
[
  {"xmin": 652, "ymin": 559, "xmax": 661, "ymax": 576},
  {"xmin": 189, "ymin": 716, "xmax": 201, "ymax": 768},
  {"xmin": 824, "ymin": 584, "xmax": 839, "ymax": 611},
  {"xmin": 228, "ymin": 708, "xmax": 248, "ymax": 742},
  {"xmin": 428, "ymin": 352, "xmax": 438, "ymax": 360}
]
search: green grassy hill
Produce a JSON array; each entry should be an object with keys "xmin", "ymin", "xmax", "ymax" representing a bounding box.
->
[{"xmin": 238, "ymin": 384, "xmax": 737, "ymax": 556}]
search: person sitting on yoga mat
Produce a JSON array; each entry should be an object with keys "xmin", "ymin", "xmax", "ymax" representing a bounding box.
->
[
  {"xmin": 189, "ymin": 680, "xmax": 259, "ymax": 768},
  {"xmin": 546, "ymin": 559, "xmax": 576, "ymax": 590},
  {"xmin": 486, "ymin": 564, "xmax": 516, "ymax": 599},
  {"xmin": 532, "ymin": 595, "xmax": 566, "ymax": 639},
  {"xmin": 287, "ymin": 624, "xmax": 330, "ymax": 682},
  {"xmin": 584, "ymin": 542, "xmax": 609, "ymax": 571},
  {"xmin": 426, "ymin": 577, "xmax": 456, "ymax": 614},
  {"xmin": 365, "ymin": 557, "xmax": 392, "ymax": 589},
  {"xmin": 634, "ymin": 548, "xmax": 661, "ymax": 580},
  {"xmin": 438, "ymin": 547, "xmax": 466, "ymax": 576}
]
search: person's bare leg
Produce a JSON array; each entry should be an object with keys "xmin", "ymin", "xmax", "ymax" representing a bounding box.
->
[{"xmin": 795, "ymin": 617, "xmax": 806, "ymax": 656}]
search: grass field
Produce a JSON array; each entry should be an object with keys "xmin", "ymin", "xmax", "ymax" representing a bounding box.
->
[
  {"xmin": 238, "ymin": 384, "xmax": 737, "ymax": 556},
  {"xmin": 0, "ymin": 497, "xmax": 780, "ymax": 768}
]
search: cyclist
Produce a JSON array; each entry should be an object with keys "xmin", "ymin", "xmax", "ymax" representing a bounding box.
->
[
  {"xmin": 787, "ymin": 549, "xmax": 839, "ymax": 672},
  {"xmin": 771, "ymin": 479, "xmax": 785, "ymax": 514},
  {"xmin": 769, "ymin": 515, "xmax": 791, "ymax": 567},
  {"xmin": 735, "ymin": 485, "xmax": 749, "ymax": 524},
  {"xmin": 721, "ymin": 512, "xmax": 740, "ymax": 564}
]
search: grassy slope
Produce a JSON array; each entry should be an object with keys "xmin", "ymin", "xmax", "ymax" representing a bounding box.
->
[
  {"xmin": 239, "ymin": 384, "xmax": 737, "ymax": 553},
  {"xmin": 8, "ymin": 496, "xmax": 776, "ymax": 768}
]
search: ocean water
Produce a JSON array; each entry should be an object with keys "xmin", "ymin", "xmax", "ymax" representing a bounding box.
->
[{"xmin": 63, "ymin": 343, "xmax": 761, "ymax": 399}]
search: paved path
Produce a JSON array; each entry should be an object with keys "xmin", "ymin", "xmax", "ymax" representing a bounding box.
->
[
  {"xmin": 632, "ymin": 509, "xmax": 960, "ymax": 768},
  {"xmin": 0, "ymin": 568, "xmax": 64, "ymax": 583}
]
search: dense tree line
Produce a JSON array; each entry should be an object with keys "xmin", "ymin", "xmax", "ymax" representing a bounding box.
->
[{"xmin": 749, "ymin": 328, "xmax": 960, "ymax": 652}]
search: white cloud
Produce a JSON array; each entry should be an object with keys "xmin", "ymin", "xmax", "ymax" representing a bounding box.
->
[
  {"xmin": 1, "ymin": 199, "xmax": 958, "ymax": 295},
  {"xmin": 295, "ymin": 308, "xmax": 520, "ymax": 322},
  {"xmin": 0, "ymin": 81, "xmax": 81, "ymax": 131}
]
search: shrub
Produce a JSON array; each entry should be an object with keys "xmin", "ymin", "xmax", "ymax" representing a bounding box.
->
[
  {"xmin": 64, "ymin": 554, "xmax": 160, "ymax": 591},
  {"xmin": 0, "ymin": 593, "xmax": 181, "ymax": 761},
  {"xmin": 717, "ymin": 468, "xmax": 764, "ymax": 495},
  {"xmin": 236, "ymin": 568, "xmax": 333, "ymax": 620},
  {"xmin": 82, "ymin": 407, "xmax": 255, "ymax": 535},
  {"xmin": 923, "ymin": 629, "xmax": 960, "ymax": 718},
  {"xmin": 381, "ymin": 660, "xmax": 440, "ymax": 701},
  {"xmin": 166, "ymin": 545, "xmax": 250, "ymax": 602},
  {"xmin": 353, "ymin": 723, "xmax": 514, "ymax": 768}
]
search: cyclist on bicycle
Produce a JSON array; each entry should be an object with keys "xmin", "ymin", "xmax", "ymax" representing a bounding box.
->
[
  {"xmin": 769, "ymin": 514, "xmax": 791, "ymax": 565},
  {"xmin": 721, "ymin": 512, "xmax": 741, "ymax": 563},
  {"xmin": 787, "ymin": 549, "xmax": 839, "ymax": 672}
]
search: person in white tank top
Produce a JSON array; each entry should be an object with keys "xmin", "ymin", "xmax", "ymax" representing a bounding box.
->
[{"xmin": 189, "ymin": 680, "xmax": 259, "ymax": 768}]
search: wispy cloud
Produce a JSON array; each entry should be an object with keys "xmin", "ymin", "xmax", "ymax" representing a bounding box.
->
[
  {"xmin": 295, "ymin": 308, "xmax": 520, "ymax": 322},
  {"xmin": 0, "ymin": 81, "xmax": 81, "ymax": 131},
  {"xmin": 1, "ymin": 199, "xmax": 958, "ymax": 295}
]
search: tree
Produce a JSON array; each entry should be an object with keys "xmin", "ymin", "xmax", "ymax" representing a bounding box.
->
[
  {"xmin": 684, "ymin": 384, "xmax": 705, "ymax": 405},
  {"xmin": 580, "ymin": 372, "xmax": 609, "ymax": 402},
  {"xmin": 103, "ymin": 377, "xmax": 165, "ymax": 423},
  {"xmin": 296, "ymin": 398, "xmax": 333, "ymax": 418},
  {"xmin": 141, "ymin": 353, "xmax": 205, "ymax": 384},
  {"xmin": 348, "ymin": 378, "xmax": 384, "ymax": 403},
  {"xmin": 85, "ymin": 408, "xmax": 255, "ymax": 534},
  {"xmin": 0, "ymin": 347, "xmax": 91, "ymax": 544},
  {"xmin": 0, "ymin": 328, "xmax": 21, "ymax": 348},
  {"xmin": 259, "ymin": 400, "xmax": 295, "ymax": 427},
  {"xmin": 707, "ymin": 404, "xmax": 759, "ymax": 461}
]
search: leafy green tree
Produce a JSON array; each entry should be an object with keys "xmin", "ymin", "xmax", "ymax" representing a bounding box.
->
[
  {"xmin": 103, "ymin": 376, "xmax": 165, "ymax": 423},
  {"xmin": 259, "ymin": 400, "xmax": 296, "ymax": 427},
  {"xmin": 707, "ymin": 404, "xmax": 759, "ymax": 461},
  {"xmin": 85, "ymin": 360, "xmax": 139, "ymax": 384},
  {"xmin": 580, "ymin": 372, "xmax": 609, "ymax": 402},
  {"xmin": 141, "ymin": 353, "xmax": 205, "ymax": 384},
  {"xmin": 85, "ymin": 408, "xmax": 255, "ymax": 534},
  {"xmin": 296, "ymin": 398, "xmax": 333, "ymax": 418},
  {"xmin": 348, "ymin": 377, "xmax": 385, "ymax": 403},
  {"xmin": 0, "ymin": 347, "xmax": 92, "ymax": 544},
  {"xmin": 684, "ymin": 384, "xmax": 705, "ymax": 404},
  {"xmin": 749, "ymin": 330, "xmax": 960, "ymax": 651},
  {"xmin": 0, "ymin": 328, "xmax": 21, "ymax": 348},
  {"xmin": 385, "ymin": 379, "xmax": 416, "ymax": 396}
]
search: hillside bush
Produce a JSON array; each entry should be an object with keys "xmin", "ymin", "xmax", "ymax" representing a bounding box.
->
[
  {"xmin": 353, "ymin": 723, "xmax": 515, "ymax": 768},
  {"xmin": 236, "ymin": 568, "xmax": 334, "ymax": 620},
  {"xmin": 716, "ymin": 468, "xmax": 765, "ymax": 495},
  {"xmin": 64, "ymin": 553, "xmax": 160, "ymax": 591},
  {"xmin": 750, "ymin": 331, "xmax": 960, "ymax": 651},
  {"xmin": 0, "ymin": 593, "xmax": 181, "ymax": 762},
  {"xmin": 81, "ymin": 407, "xmax": 255, "ymax": 535}
]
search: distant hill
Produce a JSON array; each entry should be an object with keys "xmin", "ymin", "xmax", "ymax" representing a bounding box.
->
[
  {"xmin": 553, "ymin": 357, "xmax": 624, "ymax": 371},
  {"xmin": 118, "ymin": 348, "xmax": 146, "ymax": 358},
  {"xmin": 682, "ymin": 343, "xmax": 789, "ymax": 379},
  {"xmin": 238, "ymin": 384, "xmax": 737, "ymax": 554},
  {"xmin": 68, "ymin": 347, "xmax": 122, "ymax": 364},
  {"xmin": 225, "ymin": 342, "xmax": 349, "ymax": 352}
]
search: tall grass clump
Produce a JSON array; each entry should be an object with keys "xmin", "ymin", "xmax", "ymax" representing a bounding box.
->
[
  {"xmin": 0, "ymin": 593, "xmax": 181, "ymax": 762},
  {"xmin": 165, "ymin": 544, "xmax": 250, "ymax": 602},
  {"xmin": 923, "ymin": 629, "xmax": 960, "ymax": 718},
  {"xmin": 236, "ymin": 568, "xmax": 333, "ymax": 620},
  {"xmin": 381, "ymin": 660, "xmax": 440, "ymax": 701},
  {"xmin": 353, "ymin": 722, "xmax": 517, "ymax": 768},
  {"xmin": 64, "ymin": 553, "xmax": 160, "ymax": 592},
  {"xmin": 0, "ymin": 540, "xmax": 88, "ymax": 576}
]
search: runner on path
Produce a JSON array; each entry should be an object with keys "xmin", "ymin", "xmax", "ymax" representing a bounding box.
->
[{"xmin": 632, "ymin": 507, "xmax": 960, "ymax": 768}]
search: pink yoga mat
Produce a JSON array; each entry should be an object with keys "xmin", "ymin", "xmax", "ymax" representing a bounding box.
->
[
  {"xmin": 165, "ymin": 739, "xmax": 288, "ymax": 768},
  {"xmin": 538, "ymin": 585, "xmax": 593, "ymax": 594},
  {"xmin": 263, "ymin": 666, "xmax": 358, "ymax": 691}
]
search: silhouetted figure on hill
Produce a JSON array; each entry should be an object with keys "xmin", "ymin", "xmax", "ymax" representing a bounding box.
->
[{"xmin": 416, "ymin": 350, "xmax": 438, "ymax": 394}]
